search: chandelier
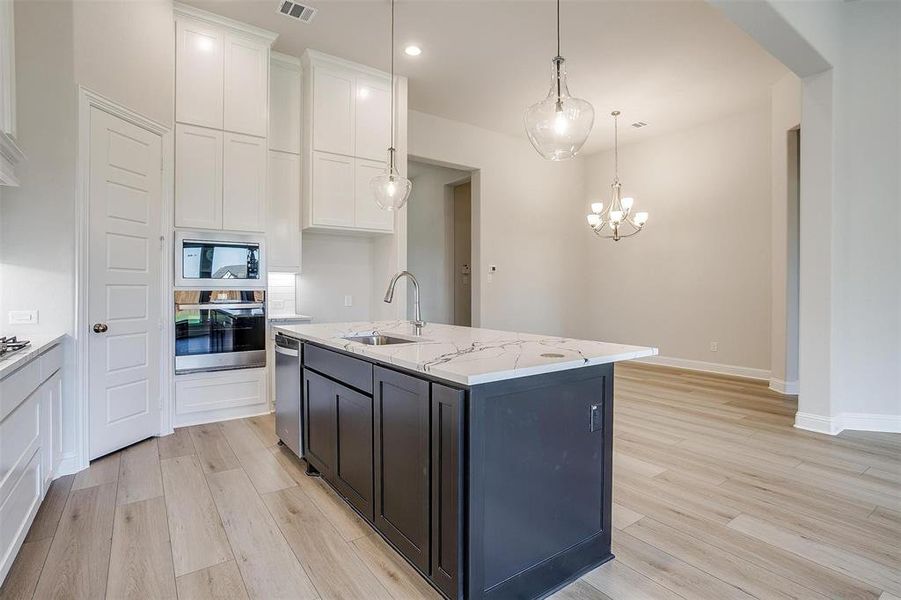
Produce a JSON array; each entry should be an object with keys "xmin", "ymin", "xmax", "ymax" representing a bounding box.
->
[{"xmin": 586, "ymin": 111, "xmax": 649, "ymax": 241}]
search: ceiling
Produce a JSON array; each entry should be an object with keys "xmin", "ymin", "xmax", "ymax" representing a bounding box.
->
[{"xmin": 183, "ymin": 0, "xmax": 788, "ymax": 155}]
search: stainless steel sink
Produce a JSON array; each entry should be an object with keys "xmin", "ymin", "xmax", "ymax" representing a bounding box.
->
[{"xmin": 343, "ymin": 334, "xmax": 417, "ymax": 346}]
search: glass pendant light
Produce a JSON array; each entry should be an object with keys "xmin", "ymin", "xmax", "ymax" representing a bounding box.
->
[
  {"xmin": 370, "ymin": 0, "xmax": 412, "ymax": 211},
  {"xmin": 524, "ymin": 0, "xmax": 595, "ymax": 161}
]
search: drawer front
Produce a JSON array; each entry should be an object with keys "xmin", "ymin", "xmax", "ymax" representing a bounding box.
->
[
  {"xmin": 0, "ymin": 358, "xmax": 42, "ymax": 423},
  {"xmin": 0, "ymin": 451, "xmax": 41, "ymax": 577},
  {"xmin": 0, "ymin": 388, "xmax": 40, "ymax": 503},
  {"xmin": 41, "ymin": 344, "xmax": 63, "ymax": 379},
  {"xmin": 304, "ymin": 344, "xmax": 373, "ymax": 394}
]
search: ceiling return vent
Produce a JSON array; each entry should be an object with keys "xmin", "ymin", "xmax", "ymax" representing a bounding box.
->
[
  {"xmin": 277, "ymin": 0, "xmax": 317, "ymax": 23},
  {"xmin": 631, "ymin": 121, "xmax": 649, "ymax": 128}
]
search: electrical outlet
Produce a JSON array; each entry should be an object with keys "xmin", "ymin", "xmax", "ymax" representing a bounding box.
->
[
  {"xmin": 9, "ymin": 310, "xmax": 38, "ymax": 325},
  {"xmin": 709, "ymin": 341, "xmax": 719, "ymax": 352},
  {"xmin": 344, "ymin": 295, "xmax": 353, "ymax": 307}
]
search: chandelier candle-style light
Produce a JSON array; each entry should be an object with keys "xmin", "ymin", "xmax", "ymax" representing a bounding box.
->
[
  {"xmin": 370, "ymin": 0, "xmax": 412, "ymax": 211},
  {"xmin": 523, "ymin": 0, "xmax": 595, "ymax": 160},
  {"xmin": 586, "ymin": 111, "xmax": 649, "ymax": 241}
]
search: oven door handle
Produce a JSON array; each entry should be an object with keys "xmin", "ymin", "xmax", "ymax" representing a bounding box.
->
[{"xmin": 176, "ymin": 303, "xmax": 265, "ymax": 310}]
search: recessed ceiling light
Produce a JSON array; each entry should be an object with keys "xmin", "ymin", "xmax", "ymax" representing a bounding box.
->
[{"xmin": 404, "ymin": 45, "xmax": 422, "ymax": 57}]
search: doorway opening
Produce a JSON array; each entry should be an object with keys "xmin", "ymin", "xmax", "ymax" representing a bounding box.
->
[
  {"xmin": 406, "ymin": 159, "xmax": 474, "ymax": 326},
  {"xmin": 785, "ymin": 127, "xmax": 800, "ymax": 391}
]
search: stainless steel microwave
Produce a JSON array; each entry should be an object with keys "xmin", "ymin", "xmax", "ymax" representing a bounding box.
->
[{"xmin": 175, "ymin": 232, "xmax": 266, "ymax": 289}]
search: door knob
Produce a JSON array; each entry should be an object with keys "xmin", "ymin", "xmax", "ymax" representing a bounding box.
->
[{"xmin": 93, "ymin": 323, "xmax": 108, "ymax": 333}]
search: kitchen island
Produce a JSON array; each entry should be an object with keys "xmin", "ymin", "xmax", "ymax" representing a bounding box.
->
[{"xmin": 273, "ymin": 321, "xmax": 656, "ymax": 600}]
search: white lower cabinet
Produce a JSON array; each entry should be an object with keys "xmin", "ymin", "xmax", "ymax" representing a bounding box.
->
[
  {"xmin": 175, "ymin": 123, "xmax": 223, "ymax": 230},
  {"xmin": 174, "ymin": 367, "xmax": 269, "ymax": 428},
  {"xmin": 0, "ymin": 342, "xmax": 62, "ymax": 584},
  {"xmin": 310, "ymin": 151, "xmax": 354, "ymax": 228},
  {"xmin": 354, "ymin": 158, "xmax": 394, "ymax": 232},
  {"xmin": 223, "ymin": 132, "xmax": 267, "ymax": 232},
  {"xmin": 267, "ymin": 150, "xmax": 301, "ymax": 270}
]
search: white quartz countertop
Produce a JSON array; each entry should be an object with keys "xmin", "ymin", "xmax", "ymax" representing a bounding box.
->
[
  {"xmin": 273, "ymin": 321, "xmax": 657, "ymax": 386},
  {"xmin": 0, "ymin": 334, "xmax": 67, "ymax": 379}
]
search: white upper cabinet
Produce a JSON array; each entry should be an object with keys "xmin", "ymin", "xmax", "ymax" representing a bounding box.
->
[
  {"xmin": 175, "ymin": 17, "xmax": 224, "ymax": 130},
  {"xmin": 224, "ymin": 35, "xmax": 269, "ymax": 137},
  {"xmin": 311, "ymin": 151, "xmax": 355, "ymax": 228},
  {"xmin": 269, "ymin": 53, "xmax": 302, "ymax": 154},
  {"xmin": 175, "ymin": 124, "xmax": 223, "ymax": 230},
  {"xmin": 0, "ymin": 0, "xmax": 23, "ymax": 186},
  {"xmin": 223, "ymin": 132, "xmax": 267, "ymax": 232},
  {"xmin": 301, "ymin": 50, "xmax": 404, "ymax": 234},
  {"xmin": 354, "ymin": 158, "xmax": 394, "ymax": 232},
  {"xmin": 173, "ymin": 3, "xmax": 277, "ymax": 233},
  {"xmin": 354, "ymin": 76, "xmax": 391, "ymax": 162},
  {"xmin": 267, "ymin": 151, "xmax": 301, "ymax": 270},
  {"xmin": 312, "ymin": 66, "xmax": 355, "ymax": 156}
]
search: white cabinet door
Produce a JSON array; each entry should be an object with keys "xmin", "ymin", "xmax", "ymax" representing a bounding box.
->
[
  {"xmin": 175, "ymin": 124, "xmax": 223, "ymax": 230},
  {"xmin": 355, "ymin": 76, "xmax": 391, "ymax": 161},
  {"xmin": 0, "ymin": 0, "xmax": 16, "ymax": 138},
  {"xmin": 312, "ymin": 66, "xmax": 354, "ymax": 156},
  {"xmin": 354, "ymin": 158, "xmax": 394, "ymax": 232},
  {"xmin": 224, "ymin": 35, "xmax": 269, "ymax": 137},
  {"xmin": 176, "ymin": 18, "xmax": 224, "ymax": 130},
  {"xmin": 311, "ymin": 151, "xmax": 354, "ymax": 228},
  {"xmin": 269, "ymin": 60, "xmax": 301, "ymax": 154},
  {"xmin": 267, "ymin": 150, "xmax": 301, "ymax": 270},
  {"xmin": 223, "ymin": 132, "xmax": 267, "ymax": 232}
]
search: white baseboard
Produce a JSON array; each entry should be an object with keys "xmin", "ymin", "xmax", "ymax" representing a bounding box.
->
[
  {"xmin": 795, "ymin": 411, "xmax": 901, "ymax": 435},
  {"xmin": 769, "ymin": 377, "xmax": 799, "ymax": 395},
  {"xmin": 55, "ymin": 453, "xmax": 84, "ymax": 477},
  {"xmin": 634, "ymin": 355, "xmax": 770, "ymax": 381}
]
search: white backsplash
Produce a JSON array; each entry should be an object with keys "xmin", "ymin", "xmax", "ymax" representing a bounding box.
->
[{"xmin": 268, "ymin": 271, "xmax": 298, "ymax": 316}]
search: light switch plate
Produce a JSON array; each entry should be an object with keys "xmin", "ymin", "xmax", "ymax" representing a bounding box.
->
[
  {"xmin": 344, "ymin": 295, "xmax": 353, "ymax": 307},
  {"xmin": 9, "ymin": 310, "xmax": 38, "ymax": 325}
]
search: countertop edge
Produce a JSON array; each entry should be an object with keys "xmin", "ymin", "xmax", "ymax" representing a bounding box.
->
[
  {"xmin": 274, "ymin": 325, "xmax": 658, "ymax": 386},
  {"xmin": 0, "ymin": 333, "xmax": 68, "ymax": 380}
]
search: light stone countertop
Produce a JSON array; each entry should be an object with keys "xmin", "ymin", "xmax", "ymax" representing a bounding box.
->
[
  {"xmin": 273, "ymin": 321, "xmax": 657, "ymax": 386},
  {"xmin": 0, "ymin": 334, "xmax": 66, "ymax": 380}
]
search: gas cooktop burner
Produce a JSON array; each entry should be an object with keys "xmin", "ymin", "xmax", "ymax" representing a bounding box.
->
[{"xmin": 0, "ymin": 336, "xmax": 31, "ymax": 357}]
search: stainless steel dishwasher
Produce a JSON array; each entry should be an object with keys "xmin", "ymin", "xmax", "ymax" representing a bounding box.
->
[{"xmin": 274, "ymin": 334, "xmax": 302, "ymax": 457}]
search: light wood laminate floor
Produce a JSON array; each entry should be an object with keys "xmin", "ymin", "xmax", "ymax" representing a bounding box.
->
[{"xmin": 2, "ymin": 363, "xmax": 899, "ymax": 600}]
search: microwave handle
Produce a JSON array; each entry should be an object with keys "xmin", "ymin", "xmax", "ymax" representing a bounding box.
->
[{"xmin": 176, "ymin": 303, "xmax": 265, "ymax": 310}]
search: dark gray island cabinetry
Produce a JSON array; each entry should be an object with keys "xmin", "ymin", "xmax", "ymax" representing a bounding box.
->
[{"xmin": 277, "ymin": 321, "xmax": 656, "ymax": 600}]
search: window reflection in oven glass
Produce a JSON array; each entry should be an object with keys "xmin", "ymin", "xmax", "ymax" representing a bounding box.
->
[{"xmin": 174, "ymin": 307, "xmax": 266, "ymax": 357}]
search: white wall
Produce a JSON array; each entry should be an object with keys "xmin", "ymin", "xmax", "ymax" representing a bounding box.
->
[
  {"xmin": 298, "ymin": 233, "xmax": 376, "ymax": 323},
  {"xmin": 408, "ymin": 110, "xmax": 587, "ymax": 337},
  {"xmin": 72, "ymin": 0, "xmax": 175, "ymax": 128},
  {"xmin": 581, "ymin": 106, "xmax": 773, "ymax": 375},
  {"xmin": 407, "ymin": 161, "xmax": 470, "ymax": 325},
  {"xmin": 715, "ymin": 0, "xmax": 901, "ymax": 432}
]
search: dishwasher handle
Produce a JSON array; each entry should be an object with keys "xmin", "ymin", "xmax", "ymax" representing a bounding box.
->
[{"xmin": 275, "ymin": 345, "xmax": 299, "ymax": 357}]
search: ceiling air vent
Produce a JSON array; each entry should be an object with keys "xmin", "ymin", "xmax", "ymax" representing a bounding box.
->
[
  {"xmin": 277, "ymin": 0, "xmax": 317, "ymax": 23},
  {"xmin": 631, "ymin": 121, "xmax": 648, "ymax": 129}
]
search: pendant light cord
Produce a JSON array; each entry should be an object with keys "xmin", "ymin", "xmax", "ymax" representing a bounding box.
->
[
  {"xmin": 556, "ymin": 0, "xmax": 561, "ymax": 57},
  {"xmin": 614, "ymin": 112, "xmax": 619, "ymax": 180},
  {"xmin": 389, "ymin": 0, "xmax": 396, "ymax": 154}
]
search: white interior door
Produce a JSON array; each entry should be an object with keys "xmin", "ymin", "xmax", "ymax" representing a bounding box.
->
[{"xmin": 88, "ymin": 106, "xmax": 162, "ymax": 459}]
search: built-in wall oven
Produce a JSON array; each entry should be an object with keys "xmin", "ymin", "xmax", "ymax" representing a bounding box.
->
[
  {"xmin": 174, "ymin": 290, "xmax": 267, "ymax": 374},
  {"xmin": 175, "ymin": 231, "xmax": 266, "ymax": 289}
]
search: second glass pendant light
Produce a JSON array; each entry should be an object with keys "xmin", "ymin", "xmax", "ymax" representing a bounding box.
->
[
  {"xmin": 371, "ymin": 0, "xmax": 412, "ymax": 211},
  {"xmin": 524, "ymin": 0, "xmax": 595, "ymax": 161}
]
